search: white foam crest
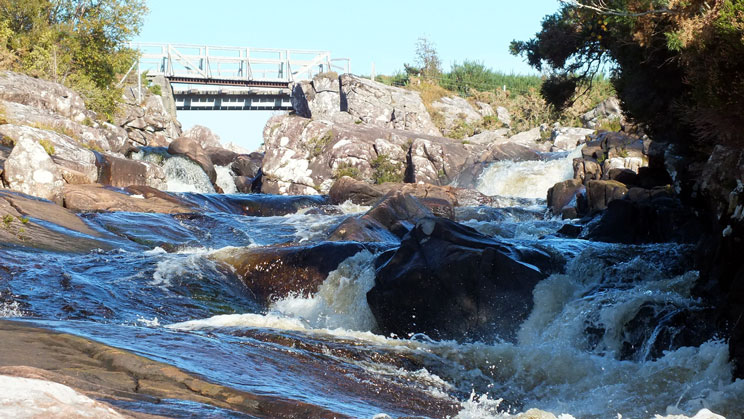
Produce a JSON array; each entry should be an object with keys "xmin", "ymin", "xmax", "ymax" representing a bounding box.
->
[
  {"xmin": 150, "ymin": 252, "xmax": 218, "ymax": 288},
  {"xmin": 271, "ymin": 250, "xmax": 378, "ymax": 331},
  {"xmin": 337, "ymin": 200, "xmax": 372, "ymax": 214},
  {"xmin": 476, "ymin": 147, "xmax": 583, "ymax": 199},
  {"xmin": 168, "ymin": 312, "xmax": 311, "ymax": 332},
  {"xmin": 215, "ymin": 164, "xmax": 237, "ymax": 194},
  {"xmin": 0, "ymin": 300, "xmax": 25, "ymax": 317},
  {"xmin": 163, "ymin": 156, "xmax": 215, "ymax": 193}
]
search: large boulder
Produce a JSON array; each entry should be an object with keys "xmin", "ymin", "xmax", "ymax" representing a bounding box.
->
[
  {"xmin": 211, "ymin": 242, "xmax": 374, "ymax": 305},
  {"xmin": 261, "ymin": 114, "xmax": 470, "ymax": 195},
  {"xmin": 551, "ymin": 127, "xmax": 594, "ymax": 151},
  {"xmin": 581, "ymin": 97, "xmax": 623, "ymax": 129},
  {"xmin": 290, "ymin": 73, "xmax": 350, "ymax": 122},
  {"xmin": 339, "ymin": 74, "xmax": 441, "ymax": 135},
  {"xmin": 2, "ymin": 137, "xmax": 65, "ymax": 205},
  {"xmin": 547, "ymin": 178, "xmax": 586, "ymax": 219},
  {"xmin": 117, "ymin": 91, "xmax": 182, "ymax": 147},
  {"xmin": 367, "ymin": 217, "xmax": 558, "ymax": 341},
  {"xmin": 232, "ymin": 152, "xmax": 263, "ymax": 178},
  {"xmin": 96, "ymin": 153, "xmax": 166, "ymax": 190},
  {"xmin": 167, "ymin": 137, "xmax": 216, "ymax": 184},
  {"xmin": 586, "ymin": 179, "xmax": 628, "ymax": 212},
  {"xmin": 62, "ymin": 184, "xmax": 195, "ymax": 214},
  {"xmin": 328, "ymin": 191, "xmax": 434, "ymax": 242}
]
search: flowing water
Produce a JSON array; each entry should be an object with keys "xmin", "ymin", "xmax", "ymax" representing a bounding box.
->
[{"xmin": 1, "ymin": 148, "xmax": 742, "ymax": 418}]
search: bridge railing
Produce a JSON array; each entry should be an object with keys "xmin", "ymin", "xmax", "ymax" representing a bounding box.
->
[{"xmin": 130, "ymin": 43, "xmax": 350, "ymax": 84}]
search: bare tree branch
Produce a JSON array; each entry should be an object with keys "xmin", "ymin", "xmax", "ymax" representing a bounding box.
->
[{"xmin": 559, "ymin": 0, "xmax": 677, "ymax": 17}]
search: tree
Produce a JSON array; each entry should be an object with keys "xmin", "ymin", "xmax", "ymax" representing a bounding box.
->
[
  {"xmin": 414, "ymin": 36, "xmax": 442, "ymax": 80},
  {"xmin": 0, "ymin": 0, "xmax": 148, "ymax": 120},
  {"xmin": 511, "ymin": 0, "xmax": 744, "ymax": 148}
]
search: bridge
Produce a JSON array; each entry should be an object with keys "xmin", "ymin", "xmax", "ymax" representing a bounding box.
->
[{"xmin": 124, "ymin": 43, "xmax": 351, "ymax": 111}]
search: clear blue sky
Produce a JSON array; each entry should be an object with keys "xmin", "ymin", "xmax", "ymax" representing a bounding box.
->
[{"xmin": 135, "ymin": 0, "xmax": 561, "ymax": 151}]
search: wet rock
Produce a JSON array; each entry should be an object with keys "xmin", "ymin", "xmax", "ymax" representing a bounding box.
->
[
  {"xmin": 96, "ymin": 153, "xmax": 166, "ymax": 190},
  {"xmin": 0, "ymin": 190, "xmax": 110, "ymax": 252},
  {"xmin": 340, "ymin": 74, "xmax": 440, "ymax": 135},
  {"xmin": 547, "ymin": 179, "xmax": 586, "ymax": 218},
  {"xmin": 178, "ymin": 194, "xmax": 328, "ymax": 216},
  {"xmin": 430, "ymin": 96, "xmax": 483, "ymax": 137},
  {"xmin": 212, "ymin": 242, "xmax": 376, "ymax": 304},
  {"xmin": 329, "ymin": 191, "xmax": 434, "ymax": 242},
  {"xmin": 367, "ymin": 217, "xmax": 557, "ymax": 341},
  {"xmin": 63, "ymin": 184, "xmax": 194, "ymax": 214},
  {"xmin": 2, "ymin": 137, "xmax": 65, "ymax": 205},
  {"xmin": 586, "ymin": 180, "xmax": 628, "ymax": 212},
  {"xmin": 586, "ymin": 194, "xmax": 701, "ymax": 244},
  {"xmin": 168, "ymin": 137, "xmax": 216, "ymax": 184}
]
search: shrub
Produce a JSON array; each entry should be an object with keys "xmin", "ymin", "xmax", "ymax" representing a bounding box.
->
[
  {"xmin": 333, "ymin": 162, "xmax": 361, "ymax": 180},
  {"xmin": 371, "ymin": 154, "xmax": 403, "ymax": 184}
]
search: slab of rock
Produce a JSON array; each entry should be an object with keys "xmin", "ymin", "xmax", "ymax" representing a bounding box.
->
[
  {"xmin": 0, "ymin": 71, "xmax": 91, "ymax": 123},
  {"xmin": 63, "ymin": 184, "xmax": 194, "ymax": 214},
  {"xmin": 96, "ymin": 153, "xmax": 166, "ymax": 190},
  {"xmin": 183, "ymin": 125, "xmax": 222, "ymax": 150},
  {"xmin": 551, "ymin": 127, "xmax": 594, "ymax": 151},
  {"xmin": 340, "ymin": 74, "xmax": 440, "ymax": 135},
  {"xmin": 291, "ymin": 74, "xmax": 350, "ymax": 123},
  {"xmin": 2, "ymin": 137, "xmax": 65, "ymax": 204},
  {"xmin": 581, "ymin": 97, "xmax": 623, "ymax": 129},
  {"xmin": 367, "ymin": 216, "xmax": 558, "ymax": 341}
]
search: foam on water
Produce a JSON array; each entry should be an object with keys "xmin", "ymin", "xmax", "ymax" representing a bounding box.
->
[
  {"xmin": 271, "ymin": 250, "xmax": 378, "ymax": 331},
  {"xmin": 0, "ymin": 300, "xmax": 25, "ymax": 317},
  {"xmin": 214, "ymin": 164, "xmax": 237, "ymax": 194},
  {"xmin": 163, "ymin": 156, "xmax": 215, "ymax": 193},
  {"xmin": 476, "ymin": 147, "xmax": 583, "ymax": 199}
]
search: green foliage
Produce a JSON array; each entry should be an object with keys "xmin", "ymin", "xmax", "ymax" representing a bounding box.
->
[
  {"xmin": 333, "ymin": 162, "xmax": 361, "ymax": 180},
  {"xmin": 511, "ymin": 0, "xmax": 744, "ymax": 146},
  {"xmin": 597, "ymin": 118, "xmax": 623, "ymax": 132},
  {"xmin": 371, "ymin": 154, "xmax": 403, "ymax": 184},
  {"xmin": 440, "ymin": 60, "xmax": 542, "ymax": 96},
  {"xmin": 148, "ymin": 83, "xmax": 161, "ymax": 96},
  {"xmin": 414, "ymin": 37, "xmax": 442, "ymax": 80},
  {"xmin": 448, "ymin": 120, "xmax": 476, "ymax": 140},
  {"xmin": 0, "ymin": 0, "xmax": 148, "ymax": 121},
  {"xmin": 375, "ymin": 71, "xmax": 409, "ymax": 87},
  {"xmin": 2, "ymin": 214, "xmax": 13, "ymax": 228},
  {"xmin": 38, "ymin": 139, "xmax": 55, "ymax": 155}
]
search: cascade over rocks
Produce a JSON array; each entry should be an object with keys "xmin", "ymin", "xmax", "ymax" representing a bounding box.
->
[
  {"xmin": 167, "ymin": 137, "xmax": 217, "ymax": 185},
  {"xmin": 367, "ymin": 216, "xmax": 560, "ymax": 341}
]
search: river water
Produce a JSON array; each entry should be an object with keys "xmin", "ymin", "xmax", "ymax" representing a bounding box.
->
[{"xmin": 1, "ymin": 148, "xmax": 742, "ymax": 418}]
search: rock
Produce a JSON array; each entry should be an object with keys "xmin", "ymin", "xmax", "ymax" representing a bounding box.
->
[
  {"xmin": 183, "ymin": 125, "xmax": 222, "ymax": 150},
  {"xmin": 462, "ymin": 129, "xmax": 510, "ymax": 145},
  {"xmin": 0, "ymin": 124, "xmax": 98, "ymax": 183},
  {"xmin": 117, "ymin": 90, "xmax": 181, "ymax": 148},
  {"xmin": 607, "ymin": 168, "xmax": 639, "ymax": 186},
  {"xmin": 474, "ymin": 101, "xmax": 494, "ymax": 118},
  {"xmin": 551, "ymin": 127, "xmax": 594, "ymax": 151},
  {"xmin": 507, "ymin": 127, "xmax": 552, "ymax": 153},
  {"xmin": 231, "ymin": 152, "xmax": 263, "ymax": 178},
  {"xmin": 340, "ymin": 74, "xmax": 440, "ymax": 135},
  {"xmin": 168, "ymin": 137, "xmax": 217, "ymax": 184},
  {"xmin": 367, "ymin": 217, "xmax": 557, "ymax": 341},
  {"xmin": 2, "ymin": 137, "xmax": 65, "ymax": 204},
  {"xmin": 261, "ymin": 114, "xmax": 470, "ymax": 194},
  {"xmin": 62, "ymin": 184, "xmax": 194, "ymax": 214},
  {"xmin": 96, "ymin": 153, "xmax": 165, "ymax": 189},
  {"xmin": 234, "ymin": 176, "xmax": 258, "ymax": 193},
  {"xmin": 586, "ymin": 194, "xmax": 701, "ymax": 244},
  {"xmin": 212, "ymin": 242, "xmax": 374, "ymax": 304},
  {"xmin": 0, "ymin": 190, "xmax": 110, "ymax": 252},
  {"xmin": 329, "ymin": 191, "xmax": 434, "ymax": 242},
  {"xmin": 573, "ymin": 158, "xmax": 602, "ymax": 183},
  {"xmin": 430, "ymin": 96, "xmax": 483, "ymax": 137},
  {"xmin": 602, "ymin": 156, "xmax": 644, "ymax": 175},
  {"xmin": 547, "ymin": 179, "xmax": 586, "ymax": 218},
  {"xmin": 454, "ymin": 142, "xmax": 541, "ymax": 189},
  {"xmin": 0, "ymin": 71, "xmax": 91, "ymax": 123},
  {"xmin": 291, "ymin": 74, "xmax": 344, "ymax": 121},
  {"xmin": 586, "ymin": 179, "xmax": 628, "ymax": 212},
  {"xmin": 496, "ymin": 106, "xmax": 511, "ymax": 127},
  {"xmin": 205, "ymin": 147, "xmax": 238, "ymax": 167},
  {"xmin": 329, "ymin": 176, "xmax": 498, "ymax": 210},
  {"xmin": 581, "ymin": 97, "xmax": 623, "ymax": 129}
]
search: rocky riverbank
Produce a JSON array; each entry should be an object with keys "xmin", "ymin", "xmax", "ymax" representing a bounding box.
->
[{"xmin": 1, "ymin": 69, "xmax": 743, "ymax": 417}]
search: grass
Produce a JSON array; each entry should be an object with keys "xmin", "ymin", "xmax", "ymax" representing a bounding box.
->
[
  {"xmin": 333, "ymin": 162, "xmax": 361, "ymax": 180},
  {"xmin": 29, "ymin": 121, "xmax": 76, "ymax": 139},
  {"xmin": 38, "ymin": 139, "xmax": 55, "ymax": 155}
]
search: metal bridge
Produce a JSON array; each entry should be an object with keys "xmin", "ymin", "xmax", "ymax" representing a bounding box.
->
[{"xmin": 126, "ymin": 43, "xmax": 351, "ymax": 111}]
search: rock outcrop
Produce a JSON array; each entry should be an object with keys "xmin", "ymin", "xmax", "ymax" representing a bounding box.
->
[
  {"xmin": 430, "ymin": 96, "xmax": 483, "ymax": 137},
  {"xmin": 2, "ymin": 137, "xmax": 65, "ymax": 205},
  {"xmin": 117, "ymin": 87, "xmax": 182, "ymax": 147},
  {"xmin": 367, "ymin": 216, "xmax": 559, "ymax": 341}
]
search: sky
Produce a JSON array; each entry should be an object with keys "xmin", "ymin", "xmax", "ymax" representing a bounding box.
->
[{"xmin": 134, "ymin": 0, "xmax": 562, "ymax": 151}]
